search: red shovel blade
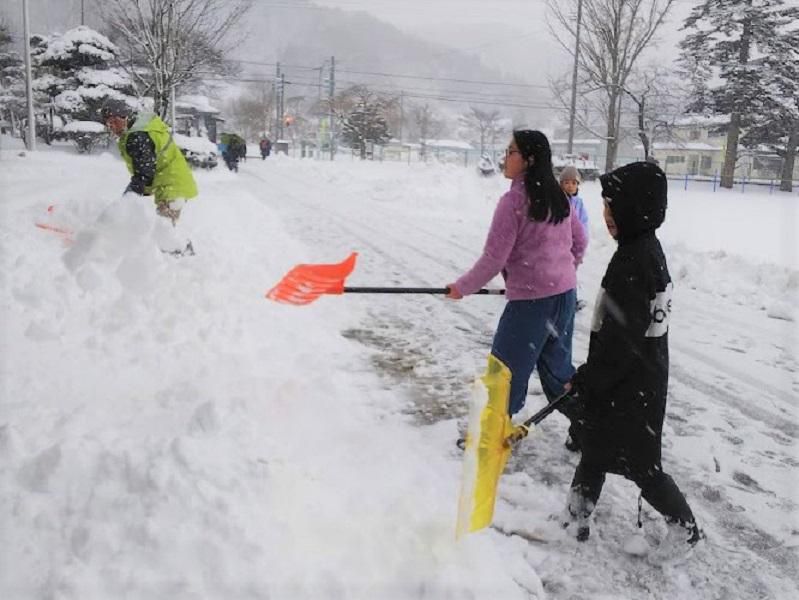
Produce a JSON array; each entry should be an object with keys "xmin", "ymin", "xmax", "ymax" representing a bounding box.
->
[
  {"xmin": 266, "ymin": 252, "xmax": 358, "ymax": 305},
  {"xmin": 35, "ymin": 222, "xmax": 74, "ymax": 244}
]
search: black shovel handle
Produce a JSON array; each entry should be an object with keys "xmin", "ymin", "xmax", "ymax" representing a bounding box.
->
[
  {"xmin": 456, "ymin": 392, "xmax": 573, "ymax": 450},
  {"xmin": 505, "ymin": 393, "xmax": 573, "ymax": 446},
  {"xmin": 343, "ymin": 287, "xmax": 505, "ymax": 295}
]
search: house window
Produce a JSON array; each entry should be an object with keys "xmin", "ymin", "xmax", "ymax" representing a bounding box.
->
[
  {"xmin": 666, "ymin": 155, "xmax": 685, "ymax": 164},
  {"xmin": 753, "ymin": 155, "xmax": 781, "ymax": 177},
  {"xmin": 700, "ymin": 156, "xmax": 712, "ymax": 171},
  {"xmin": 689, "ymin": 129, "xmax": 701, "ymax": 140}
]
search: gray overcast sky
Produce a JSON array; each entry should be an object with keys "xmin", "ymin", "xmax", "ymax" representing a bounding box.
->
[
  {"xmin": 314, "ymin": 0, "xmax": 696, "ymax": 83},
  {"xmin": 9, "ymin": 0, "xmax": 797, "ymax": 86}
]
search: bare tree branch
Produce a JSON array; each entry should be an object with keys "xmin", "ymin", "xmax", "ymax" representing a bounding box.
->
[
  {"xmin": 547, "ymin": 0, "xmax": 675, "ymax": 170},
  {"xmin": 101, "ymin": 0, "xmax": 251, "ymax": 118}
]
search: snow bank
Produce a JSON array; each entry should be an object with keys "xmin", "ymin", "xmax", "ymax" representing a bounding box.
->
[{"xmin": 0, "ymin": 150, "xmax": 532, "ymax": 599}]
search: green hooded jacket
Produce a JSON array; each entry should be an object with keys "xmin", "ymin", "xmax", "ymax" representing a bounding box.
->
[{"xmin": 119, "ymin": 113, "xmax": 198, "ymax": 203}]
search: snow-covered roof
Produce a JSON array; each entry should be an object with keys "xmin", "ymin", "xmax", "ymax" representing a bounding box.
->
[
  {"xmin": 648, "ymin": 142, "xmax": 722, "ymax": 151},
  {"xmin": 551, "ymin": 138, "xmax": 602, "ymax": 146},
  {"xmin": 673, "ymin": 114, "xmax": 730, "ymax": 127},
  {"xmin": 553, "ymin": 156, "xmax": 598, "ymax": 169},
  {"xmin": 176, "ymin": 95, "xmax": 220, "ymax": 115},
  {"xmin": 423, "ymin": 139, "xmax": 474, "ymax": 150},
  {"xmin": 60, "ymin": 120, "xmax": 106, "ymax": 133}
]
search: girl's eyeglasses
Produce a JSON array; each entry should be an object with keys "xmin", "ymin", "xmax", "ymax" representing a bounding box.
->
[{"xmin": 505, "ymin": 148, "xmax": 521, "ymax": 157}]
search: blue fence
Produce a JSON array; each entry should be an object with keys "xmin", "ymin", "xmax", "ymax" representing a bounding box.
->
[{"xmin": 664, "ymin": 173, "xmax": 798, "ymax": 195}]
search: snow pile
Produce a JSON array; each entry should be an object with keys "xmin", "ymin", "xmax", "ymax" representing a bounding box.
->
[
  {"xmin": 2, "ymin": 147, "xmax": 797, "ymax": 599},
  {"xmin": 1, "ymin": 149, "xmax": 533, "ymax": 599},
  {"xmin": 668, "ymin": 245, "xmax": 798, "ymax": 321}
]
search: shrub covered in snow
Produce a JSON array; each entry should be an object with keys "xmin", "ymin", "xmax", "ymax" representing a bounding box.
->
[
  {"xmin": 57, "ymin": 120, "xmax": 111, "ymax": 153},
  {"xmin": 32, "ymin": 26, "xmax": 139, "ymax": 125}
]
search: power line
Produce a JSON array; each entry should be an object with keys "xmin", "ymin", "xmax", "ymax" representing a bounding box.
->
[
  {"xmin": 225, "ymin": 70, "xmax": 545, "ymax": 103},
  {"xmin": 335, "ymin": 68, "xmax": 550, "ymax": 89},
  {"xmin": 229, "ymin": 58, "xmax": 548, "ymax": 89},
  {"xmin": 199, "ymin": 74, "xmax": 600, "ymax": 114}
]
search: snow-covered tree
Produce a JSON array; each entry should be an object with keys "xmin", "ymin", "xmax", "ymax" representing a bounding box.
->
[
  {"xmin": 548, "ymin": 0, "xmax": 676, "ymax": 171},
  {"xmin": 101, "ymin": 0, "xmax": 251, "ymax": 119},
  {"xmin": 0, "ymin": 19, "xmax": 26, "ymax": 134},
  {"xmin": 459, "ymin": 107, "xmax": 503, "ymax": 156},
  {"xmin": 412, "ymin": 103, "xmax": 443, "ymax": 159},
  {"xmin": 680, "ymin": 0, "xmax": 799, "ymax": 189},
  {"xmin": 226, "ymin": 82, "xmax": 275, "ymax": 141},
  {"xmin": 31, "ymin": 26, "xmax": 138, "ymax": 123},
  {"xmin": 339, "ymin": 86, "xmax": 391, "ymax": 160}
]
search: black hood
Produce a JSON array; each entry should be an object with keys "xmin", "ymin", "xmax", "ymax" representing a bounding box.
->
[{"xmin": 600, "ymin": 162, "xmax": 667, "ymax": 240}]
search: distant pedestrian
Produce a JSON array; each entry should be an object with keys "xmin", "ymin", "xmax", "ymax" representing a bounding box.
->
[
  {"xmin": 219, "ymin": 133, "xmax": 239, "ymax": 172},
  {"xmin": 259, "ymin": 137, "xmax": 272, "ymax": 159},
  {"xmin": 559, "ymin": 165, "xmax": 590, "ymax": 318}
]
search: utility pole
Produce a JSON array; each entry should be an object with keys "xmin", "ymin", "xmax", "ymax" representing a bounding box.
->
[
  {"xmin": 567, "ymin": 0, "xmax": 583, "ymax": 155},
  {"xmin": 274, "ymin": 62, "xmax": 281, "ymax": 140},
  {"xmin": 171, "ymin": 85, "xmax": 176, "ymax": 129},
  {"xmin": 399, "ymin": 91, "xmax": 404, "ymax": 143},
  {"xmin": 81, "ymin": 0, "xmax": 85, "ymax": 25},
  {"xmin": 317, "ymin": 61, "xmax": 326, "ymax": 160},
  {"xmin": 328, "ymin": 56, "xmax": 336, "ymax": 160},
  {"xmin": 168, "ymin": 0, "xmax": 176, "ymax": 129},
  {"xmin": 22, "ymin": 0, "xmax": 36, "ymax": 151},
  {"xmin": 278, "ymin": 73, "xmax": 285, "ymax": 140}
]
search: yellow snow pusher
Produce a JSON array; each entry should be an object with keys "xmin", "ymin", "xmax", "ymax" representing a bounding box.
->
[{"xmin": 456, "ymin": 354, "xmax": 572, "ymax": 538}]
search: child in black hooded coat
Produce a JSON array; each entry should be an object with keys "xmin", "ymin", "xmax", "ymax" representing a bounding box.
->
[{"xmin": 566, "ymin": 161, "xmax": 702, "ymax": 551}]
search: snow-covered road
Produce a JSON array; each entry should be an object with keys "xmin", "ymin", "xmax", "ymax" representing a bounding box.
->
[{"xmin": 240, "ymin": 158, "xmax": 798, "ymax": 598}]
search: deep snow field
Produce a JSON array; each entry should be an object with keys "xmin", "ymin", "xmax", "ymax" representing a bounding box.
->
[{"xmin": 1, "ymin": 138, "xmax": 797, "ymax": 599}]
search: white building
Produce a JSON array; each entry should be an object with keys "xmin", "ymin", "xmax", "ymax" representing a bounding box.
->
[{"xmin": 646, "ymin": 115, "xmax": 798, "ymax": 182}]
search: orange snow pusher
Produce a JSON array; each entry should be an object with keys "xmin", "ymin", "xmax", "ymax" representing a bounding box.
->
[{"xmin": 265, "ymin": 252, "xmax": 505, "ymax": 305}]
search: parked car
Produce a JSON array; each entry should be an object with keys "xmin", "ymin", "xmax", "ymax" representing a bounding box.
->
[
  {"xmin": 174, "ymin": 133, "xmax": 218, "ymax": 170},
  {"xmin": 553, "ymin": 153, "xmax": 600, "ymax": 181}
]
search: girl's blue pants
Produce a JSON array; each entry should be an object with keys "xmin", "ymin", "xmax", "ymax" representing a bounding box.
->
[{"xmin": 490, "ymin": 289, "xmax": 577, "ymax": 416}]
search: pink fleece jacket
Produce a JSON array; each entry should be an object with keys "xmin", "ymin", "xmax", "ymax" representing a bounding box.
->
[{"xmin": 455, "ymin": 177, "xmax": 587, "ymax": 300}]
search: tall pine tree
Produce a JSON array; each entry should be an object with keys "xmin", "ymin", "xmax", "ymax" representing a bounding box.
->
[
  {"xmin": 680, "ymin": 0, "xmax": 797, "ymax": 188},
  {"xmin": 340, "ymin": 87, "xmax": 390, "ymax": 160},
  {"xmin": 0, "ymin": 21, "xmax": 26, "ymax": 134},
  {"xmin": 741, "ymin": 26, "xmax": 799, "ymax": 192}
]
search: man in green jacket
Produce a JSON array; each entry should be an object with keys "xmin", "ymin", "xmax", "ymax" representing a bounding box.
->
[{"xmin": 101, "ymin": 99, "xmax": 197, "ymax": 225}]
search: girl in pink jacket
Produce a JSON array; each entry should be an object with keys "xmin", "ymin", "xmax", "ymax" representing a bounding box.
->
[{"xmin": 447, "ymin": 130, "xmax": 587, "ymax": 423}]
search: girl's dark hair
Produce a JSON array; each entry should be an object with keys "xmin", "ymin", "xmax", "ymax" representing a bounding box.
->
[{"xmin": 513, "ymin": 130, "xmax": 570, "ymax": 224}]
